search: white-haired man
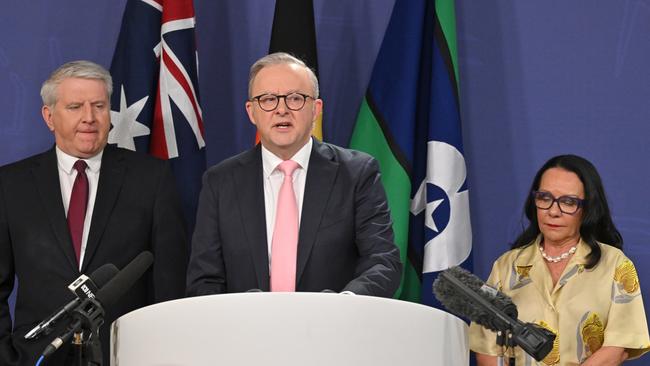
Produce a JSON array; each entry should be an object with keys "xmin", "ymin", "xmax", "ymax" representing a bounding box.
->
[{"xmin": 0, "ymin": 60, "xmax": 187, "ymax": 365}]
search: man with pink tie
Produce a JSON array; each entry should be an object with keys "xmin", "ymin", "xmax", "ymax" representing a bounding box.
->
[{"xmin": 187, "ymin": 52, "xmax": 401, "ymax": 297}]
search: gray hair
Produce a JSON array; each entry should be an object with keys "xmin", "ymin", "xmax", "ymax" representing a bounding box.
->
[
  {"xmin": 248, "ymin": 52, "xmax": 319, "ymax": 99},
  {"xmin": 40, "ymin": 60, "xmax": 113, "ymax": 108}
]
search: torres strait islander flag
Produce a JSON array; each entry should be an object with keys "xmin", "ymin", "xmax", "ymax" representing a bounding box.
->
[
  {"xmin": 350, "ymin": 0, "xmax": 472, "ymax": 305},
  {"xmin": 108, "ymin": 0, "xmax": 206, "ymax": 230}
]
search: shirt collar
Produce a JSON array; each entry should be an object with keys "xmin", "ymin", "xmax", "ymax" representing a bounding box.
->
[
  {"xmin": 513, "ymin": 234, "xmax": 590, "ymax": 267},
  {"xmin": 55, "ymin": 146, "xmax": 103, "ymax": 175},
  {"xmin": 261, "ymin": 138, "xmax": 313, "ymax": 178}
]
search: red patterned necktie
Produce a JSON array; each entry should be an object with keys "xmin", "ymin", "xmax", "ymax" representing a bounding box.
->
[
  {"xmin": 270, "ymin": 160, "xmax": 300, "ymax": 292},
  {"xmin": 68, "ymin": 160, "xmax": 88, "ymax": 264}
]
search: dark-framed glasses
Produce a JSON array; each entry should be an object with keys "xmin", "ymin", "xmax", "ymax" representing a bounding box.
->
[
  {"xmin": 532, "ymin": 190, "xmax": 584, "ymax": 215},
  {"xmin": 251, "ymin": 92, "xmax": 314, "ymax": 112}
]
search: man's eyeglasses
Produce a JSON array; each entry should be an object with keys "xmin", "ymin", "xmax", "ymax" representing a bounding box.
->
[
  {"xmin": 532, "ymin": 190, "xmax": 584, "ymax": 215},
  {"xmin": 251, "ymin": 93, "xmax": 314, "ymax": 112}
]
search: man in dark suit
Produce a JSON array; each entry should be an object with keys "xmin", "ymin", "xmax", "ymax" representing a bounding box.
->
[
  {"xmin": 0, "ymin": 60, "xmax": 187, "ymax": 365},
  {"xmin": 187, "ymin": 52, "xmax": 401, "ymax": 297}
]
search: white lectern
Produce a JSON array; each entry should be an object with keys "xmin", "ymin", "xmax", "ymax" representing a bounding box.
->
[{"xmin": 111, "ymin": 293, "xmax": 468, "ymax": 365}]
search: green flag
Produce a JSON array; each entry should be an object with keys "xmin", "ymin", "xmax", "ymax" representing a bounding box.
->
[{"xmin": 350, "ymin": 0, "xmax": 470, "ymax": 304}]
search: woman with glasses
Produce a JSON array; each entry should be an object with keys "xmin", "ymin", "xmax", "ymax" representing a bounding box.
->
[{"xmin": 470, "ymin": 155, "xmax": 649, "ymax": 365}]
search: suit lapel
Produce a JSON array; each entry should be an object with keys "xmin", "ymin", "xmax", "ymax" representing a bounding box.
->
[
  {"xmin": 81, "ymin": 146, "xmax": 126, "ymax": 271},
  {"xmin": 296, "ymin": 141, "xmax": 338, "ymax": 284},
  {"xmin": 32, "ymin": 148, "xmax": 79, "ymax": 271},
  {"xmin": 234, "ymin": 146, "xmax": 270, "ymax": 290}
]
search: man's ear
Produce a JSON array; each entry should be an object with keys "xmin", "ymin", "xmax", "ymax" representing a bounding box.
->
[
  {"xmin": 41, "ymin": 105, "xmax": 55, "ymax": 131},
  {"xmin": 245, "ymin": 101, "xmax": 257, "ymax": 127},
  {"xmin": 312, "ymin": 98, "xmax": 323, "ymax": 122}
]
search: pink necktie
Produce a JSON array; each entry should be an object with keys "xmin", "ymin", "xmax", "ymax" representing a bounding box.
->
[
  {"xmin": 270, "ymin": 160, "xmax": 300, "ymax": 292},
  {"xmin": 68, "ymin": 160, "xmax": 88, "ymax": 264}
]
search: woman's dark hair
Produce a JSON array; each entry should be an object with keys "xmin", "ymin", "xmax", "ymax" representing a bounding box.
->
[{"xmin": 512, "ymin": 154, "xmax": 622, "ymax": 269}]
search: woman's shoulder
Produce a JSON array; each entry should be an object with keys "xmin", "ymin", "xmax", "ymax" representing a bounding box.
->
[
  {"xmin": 596, "ymin": 241, "xmax": 629, "ymax": 264},
  {"xmin": 487, "ymin": 244, "xmax": 538, "ymax": 280},
  {"xmin": 587, "ymin": 241, "xmax": 638, "ymax": 281},
  {"xmin": 494, "ymin": 242, "xmax": 538, "ymax": 266}
]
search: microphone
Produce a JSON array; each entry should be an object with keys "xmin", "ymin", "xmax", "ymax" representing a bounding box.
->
[
  {"xmin": 41, "ymin": 251, "xmax": 154, "ymax": 359},
  {"xmin": 25, "ymin": 263, "xmax": 119, "ymax": 339},
  {"xmin": 433, "ymin": 266, "xmax": 518, "ymax": 330},
  {"xmin": 94, "ymin": 251, "xmax": 154, "ymax": 307},
  {"xmin": 433, "ymin": 266, "xmax": 555, "ymax": 361}
]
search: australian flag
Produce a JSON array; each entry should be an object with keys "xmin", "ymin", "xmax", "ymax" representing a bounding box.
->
[{"xmin": 108, "ymin": 0, "xmax": 206, "ymax": 231}]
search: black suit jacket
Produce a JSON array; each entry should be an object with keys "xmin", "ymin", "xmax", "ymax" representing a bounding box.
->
[
  {"xmin": 187, "ymin": 140, "xmax": 401, "ymax": 297},
  {"xmin": 0, "ymin": 145, "xmax": 187, "ymax": 366}
]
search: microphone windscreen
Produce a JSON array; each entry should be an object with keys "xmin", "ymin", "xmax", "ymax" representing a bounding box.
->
[
  {"xmin": 89, "ymin": 264, "xmax": 119, "ymax": 288},
  {"xmin": 444, "ymin": 266, "xmax": 484, "ymax": 290},
  {"xmin": 433, "ymin": 271, "xmax": 496, "ymax": 328},
  {"xmin": 483, "ymin": 284, "xmax": 518, "ymax": 319},
  {"xmin": 96, "ymin": 251, "xmax": 154, "ymax": 308},
  {"xmin": 446, "ymin": 266, "xmax": 518, "ymax": 319},
  {"xmin": 433, "ymin": 267, "xmax": 516, "ymax": 331}
]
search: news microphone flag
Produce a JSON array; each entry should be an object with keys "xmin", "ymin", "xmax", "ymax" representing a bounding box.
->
[
  {"xmin": 108, "ymin": 0, "xmax": 206, "ymax": 230},
  {"xmin": 350, "ymin": 0, "xmax": 472, "ymax": 305}
]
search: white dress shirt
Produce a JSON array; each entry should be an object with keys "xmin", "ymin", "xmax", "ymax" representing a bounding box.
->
[
  {"xmin": 261, "ymin": 138, "xmax": 313, "ymax": 264},
  {"xmin": 56, "ymin": 147, "xmax": 102, "ymax": 269}
]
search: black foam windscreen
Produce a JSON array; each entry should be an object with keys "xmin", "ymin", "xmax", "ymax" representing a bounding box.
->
[
  {"xmin": 446, "ymin": 266, "xmax": 518, "ymax": 318},
  {"xmin": 433, "ymin": 266, "xmax": 517, "ymax": 331},
  {"xmin": 95, "ymin": 251, "xmax": 154, "ymax": 308},
  {"xmin": 89, "ymin": 263, "xmax": 119, "ymax": 288}
]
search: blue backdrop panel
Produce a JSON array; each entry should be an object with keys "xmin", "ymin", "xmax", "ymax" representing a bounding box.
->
[{"xmin": 0, "ymin": 2, "xmax": 648, "ymax": 364}]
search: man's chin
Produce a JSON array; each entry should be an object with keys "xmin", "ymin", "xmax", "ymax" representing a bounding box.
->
[{"xmin": 73, "ymin": 143, "xmax": 106, "ymax": 158}]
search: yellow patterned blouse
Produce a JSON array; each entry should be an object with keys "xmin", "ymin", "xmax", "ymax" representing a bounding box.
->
[{"xmin": 469, "ymin": 236, "xmax": 650, "ymax": 365}]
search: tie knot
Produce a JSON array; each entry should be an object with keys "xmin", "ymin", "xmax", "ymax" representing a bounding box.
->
[
  {"xmin": 277, "ymin": 160, "xmax": 299, "ymax": 177},
  {"xmin": 73, "ymin": 160, "xmax": 87, "ymax": 174}
]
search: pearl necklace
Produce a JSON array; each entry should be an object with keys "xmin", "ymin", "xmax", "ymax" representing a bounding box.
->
[{"xmin": 539, "ymin": 245, "xmax": 577, "ymax": 263}]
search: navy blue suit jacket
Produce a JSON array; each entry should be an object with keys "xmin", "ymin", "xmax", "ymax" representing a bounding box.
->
[{"xmin": 187, "ymin": 140, "xmax": 401, "ymax": 297}]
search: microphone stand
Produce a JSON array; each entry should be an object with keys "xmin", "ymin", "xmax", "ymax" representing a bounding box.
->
[
  {"xmin": 72, "ymin": 332, "xmax": 83, "ymax": 365},
  {"xmin": 496, "ymin": 331, "xmax": 505, "ymax": 366},
  {"xmin": 506, "ymin": 331, "xmax": 516, "ymax": 366},
  {"xmin": 70, "ymin": 329, "xmax": 102, "ymax": 366},
  {"xmin": 436, "ymin": 271, "xmax": 555, "ymax": 364},
  {"xmin": 495, "ymin": 330, "xmax": 517, "ymax": 366},
  {"xmin": 40, "ymin": 298, "xmax": 105, "ymax": 366},
  {"xmin": 70, "ymin": 298, "xmax": 104, "ymax": 366}
]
